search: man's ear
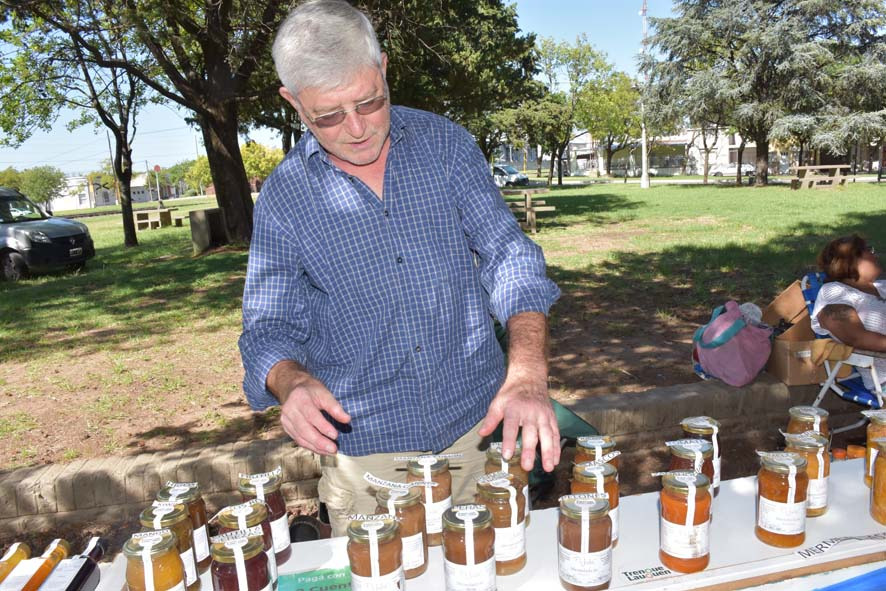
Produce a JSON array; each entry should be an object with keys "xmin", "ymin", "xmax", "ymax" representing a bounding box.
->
[
  {"xmin": 381, "ymin": 52, "xmax": 388, "ymax": 77},
  {"xmin": 279, "ymin": 86, "xmax": 301, "ymax": 115}
]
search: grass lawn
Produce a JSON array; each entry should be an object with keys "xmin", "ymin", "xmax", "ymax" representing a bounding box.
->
[{"xmin": 0, "ymin": 183, "xmax": 883, "ymax": 470}]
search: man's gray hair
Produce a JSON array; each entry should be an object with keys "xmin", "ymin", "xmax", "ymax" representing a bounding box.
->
[{"xmin": 272, "ymin": 0, "xmax": 383, "ymax": 95}]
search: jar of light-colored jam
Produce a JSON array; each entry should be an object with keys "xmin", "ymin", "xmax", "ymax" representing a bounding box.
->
[
  {"xmin": 863, "ymin": 411, "xmax": 886, "ymax": 488},
  {"xmin": 680, "ymin": 417, "xmax": 722, "ymax": 493},
  {"xmin": 140, "ymin": 503, "xmax": 200, "ymax": 591},
  {"xmin": 476, "ymin": 471, "xmax": 527, "ymax": 575},
  {"xmin": 237, "ymin": 468, "xmax": 292, "ymax": 565},
  {"xmin": 124, "ymin": 530, "xmax": 186, "ymax": 591},
  {"xmin": 659, "ymin": 471, "xmax": 711, "ymax": 574},
  {"xmin": 406, "ymin": 456, "xmax": 452, "ymax": 546},
  {"xmin": 870, "ymin": 438, "xmax": 886, "ymax": 525},
  {"xmin": 346, "ymin": 515, "xmax": 404, "ymax": 591},
  {"xmin": 210, "ymin": 536, "xmax": 270, "ymax": 591},
  {"xmin": 558, "ymin": 495, "xmax": 612, "ymax": 591},
  {"xmin": 156, "ymin": 483, "xmax": 210, "ymax": 573},
  {"xmin": 216, "ymin": 500, "xmax": 278, "ymax": 589},
  {"xmin": 666, "ymin": 439, "xmax": 715, "ymax": 486},
  {"xmin": 786, "ymin": 406, "xmax": 829, "ymax": 436},
  {"xmin": 784, "ymin": 431, "xmax": 830, "ymax": 517},
  {"xmin": 755, "ymin": 452, "xmax": 809, "ymax": 548},
  {"xmin": 441, "ymin": 504, "xmax": 496, "ymax": 591},
  {"xmin": 571, "ymin": 462, "xmax": 619, "ymax": 546},
  {"xmin": 375, "ymin": 487, "xmax": 427, "ymax": 578},
  {"xmin": 485, "ymin": 441, "xmax": 532, "ymax": 524},
  {"xmin": 574, "ymin": 436, "xmax": 619, "ymax": 470}
]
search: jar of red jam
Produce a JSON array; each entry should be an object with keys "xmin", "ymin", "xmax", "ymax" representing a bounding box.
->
[
  {"xmin": 442, "ymin": 504, "xmax": 496, "ymax": 591},
  {"xmin": 557, "ymin": 495, "xmax": 612, "ymax": 591},
  {"xmin": 571, "ymin": 462, "xmax": 619, "ymax": 547},
  {"xmin": 346, "ymin": 515, "xmax": 404, "ymax": 591},
  {"xmin": 476, "ymin": 472, "xmax": 527, "ymax": 576},
  {"xmin": 238, "ymin": 468, "xmax": 291, "ymax": 565},
  {"xmin": 755, "ymin": 452, "xmax": 809, "ymax": 548},
  {"xmin": 157, "ymin": 482, "xmax": 210, "ymax": 573},
  {"xmin": 786, "ymin": 406, "xmax": 829, "ymax": 436},
  {"xmin": 216, "ymin": 501, "xmax": 278, "ymax": 589},
  {"xmin": 210, "ymin": 536, "xmax": 270, "ymax": 591},
  {"xmin": 680, "ymin": 417, "xmax": 721, "ymax": 493},
  {"xmin": 375, "ymin": 487, "xmax": 427, "ymax": 578},
  {"xmin": 574, "ymin": 436, "xmax": 619, "ymax": 470},
  {"xmin": 783, "ymin": 431, "xmax": 830, "ymax": 517},
  {"xmin": 140, "ymin": 502, "xmax": 200, "ymax": 591},
  {"xmin": 405, "ymin": 456, "xmax": 452, "ymax": 547},
  {"xmin": 659, "ymin": 471, "xmax": 711, "ymax": 574}
]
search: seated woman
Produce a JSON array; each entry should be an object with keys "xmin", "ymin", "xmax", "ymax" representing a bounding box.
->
[{"xmin": 811, "ymin": 234, "xmax": 886, "ymax": 391}]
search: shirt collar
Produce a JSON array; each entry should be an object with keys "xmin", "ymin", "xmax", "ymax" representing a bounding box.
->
[{"xmin": 302, "ymin": 105, "xmax": 408, "ymax": 165}]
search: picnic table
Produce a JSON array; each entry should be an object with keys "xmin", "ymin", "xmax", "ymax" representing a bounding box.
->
[
  {"xmin": 790, "ymin": 165, "xmax": 851, "ymax": 190},
  {"xmin": 501, "ymin": 187, "xmax": 555, "ymax": 234}
]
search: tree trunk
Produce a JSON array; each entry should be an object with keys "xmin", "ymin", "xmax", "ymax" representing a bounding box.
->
[
  {"xmin": 199, "ymin": 104, "xmax": 255, "ymax": 244},
  {"xmin": 735, "ymin": 139, "xmax": 746, "ymax": 187},
  {"xmin": 703, "ymin": 150, "xmax": 710, "ymax": 185},
  {"xmin": 605, "ymin": 145, "xmax": 614, "ymax": 176},
  {"xmin": 555, "ymin": 144, "xmax": 565, "ymax": 186},
  {"xmin": 112, "ymin": 138, "xmax": 138, "ymax": 247},
  {"xmin": 754, "ymin": 133, "xmax": 769, "ymax": 186},
  {"xmin": 547, "ymin": 148, "xmax": 555, "ymax": 187},
  {"xmin": 798, "ymin": 142, "xmax": 805, "ymax": 169}
]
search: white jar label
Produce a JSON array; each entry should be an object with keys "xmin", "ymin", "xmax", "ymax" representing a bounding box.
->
[
  {"xmin": 258, "ymin": 584, "xmax": 272, "ymax": 591},
  {"xmin": 180, "ymin": 549, "xmax": 197, "ymax": 585},
  {"xmin": 523, "ymin": 484, "xmax": 531, "ymax": 514},
  {"xmin": 610, "ymin": 505, "xmax": 620, "ymax": 541},
  {"xmin": 424, "ymin": 496, "xmax": 452, "ymax": 534},
  {"xmin": 168, "ymin": 582, "xmax": 185, "ymax": 591},
  {"xmin": 192, "ymin": 524, "xmax": 209, "ymax": 562},
  {"xmin": 493, "ymin": 520, "xmax": 526, "ymax": 562},
  {"xmin": 558, "ymin": 544, "xmax": 611, "ymax": 587},
  {"xmin": 807, "ymin": 477, "xmax": 828, "ymax": 510},
  {"xmin": 758, "ymin": 496, "xmax": 806, "ymax": 535},
  {"xmin": 266, "ymin": 549, "xmax": 278, "ymax": 584},
  {"xmin": 660, "ymin": 517, "xmax": 710, "ymax": 559},
  {"xmin": 270, "ymin": 514, "xmax": 291, "ymax": 553},
  {"xmin": 443, "ymin": 556, "xmax": 496, "ymax": 591},
  {"xmin": 350, "ymin": 567, "xmax": 405, "ymax": 590},
  {"xmin": 401, "ymin": 531, "xmax": 425, "ymax": 570}
]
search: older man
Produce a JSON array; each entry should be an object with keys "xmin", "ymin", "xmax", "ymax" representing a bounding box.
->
[{"xmin": 239, "ymin": 0, "xmax": 560, "ymax": 535}]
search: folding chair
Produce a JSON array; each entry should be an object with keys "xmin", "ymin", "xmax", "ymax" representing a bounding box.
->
[{"xmin": 802, "ymin": 272, "xmax": 884, "ymax": 433}]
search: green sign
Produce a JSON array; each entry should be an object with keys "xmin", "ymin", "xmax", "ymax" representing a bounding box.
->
[{"xmin": 279, "ymin": 567, "xmax": 351, "ymax": 591}]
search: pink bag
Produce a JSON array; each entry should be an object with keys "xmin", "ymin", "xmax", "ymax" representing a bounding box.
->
[{"xmin": 693, "ymin": 300, "xmax": 773, "ymax": 387}]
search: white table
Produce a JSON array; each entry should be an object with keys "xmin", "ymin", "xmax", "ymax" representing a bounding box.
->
[{"xmin": 99, "ymin": 459, "xmax": 886, "ymax": 590}]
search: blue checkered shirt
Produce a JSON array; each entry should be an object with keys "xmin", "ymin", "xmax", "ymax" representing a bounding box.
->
[{"xmin": 239, "ymin": 106, "xmax": 559, "ymax": 456}]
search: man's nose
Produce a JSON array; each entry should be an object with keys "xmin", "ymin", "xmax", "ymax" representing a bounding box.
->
[{"xmin": 342, "ymin": 110, "xmax": 367, "ymax": 137}]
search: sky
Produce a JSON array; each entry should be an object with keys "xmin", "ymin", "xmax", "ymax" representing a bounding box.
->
[{"xmin": 0, "ymin": 0, "xmax": 673, "ymax": 176}]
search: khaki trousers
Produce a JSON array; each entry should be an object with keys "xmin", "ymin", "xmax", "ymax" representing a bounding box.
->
[{"xmin": 318, "ymin": 419, "xmax": 490, "ymax": 536}]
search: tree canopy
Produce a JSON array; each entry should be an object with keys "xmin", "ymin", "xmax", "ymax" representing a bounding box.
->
[{"xmin": 19, "ymin": 165, "xmax": 66, "ymax": 205}]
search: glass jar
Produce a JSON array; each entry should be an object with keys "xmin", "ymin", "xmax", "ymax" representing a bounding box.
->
[
  {"xmin": 680, "ymin": 416, "xmax": 722, "ymax": 493},
  {"xmin": 237, "ymin": 469, "xmax": 292, "ymax": 565},
  {"xmin": 140, "ymin": 503, "xmax": 200, "ymax": 591},
  {"xmin": 375, "ymin": 487, "xmax": 427, "ymax": 579},
  {"xmin": 666, "ymin": 439, "xmax": 715, "ymax": 487},
  {"xmin": 571, "ymin": 462, "xmax": 619, "ymax": 546},
  {"xmin": 441, "ymin": 504, "xmax": 496, "ymax": 591},
  {"xmin": 485, "ymin": 441, "xmax": 532, "ymax": 524},
  {"xmin": 405, "ymin": 456, "xmax": 452, "ymax": 547},
  {"xmin": 476, "ymin": 472, "xmax": 527, "ymax": 575},
  {"xmin": 659, "ymin": 471, "xmax": 711, "ymax": 574},
  {"xmin": 784, "ymin": 431, "xmax": 830, "ymax": 517},
  {"xmin": 216, "ymin": 500, "xmax": 278, "ymax": 589},
  {"xmin": 864, "ymin": 411, "xmax": 886, "ymax": 488},
  {"xmin": 870, "ymin": 439, "xmax": 886, "ymax": 524},
  {"xmin": 156, "ymin": 483, "xmax": 210, "ymax": 572},
  {"xmin": 123, "ymin": 530, "xmax": 186, "ymax": 591},
  {"xmin": 0, "ymin": 543, "xmax": 30, "ymax": 585},
  {"xmin": 346, "ymin": 516, "xmax": 404, "ymax": 591},
  {"xmin": 558, "ymin": 495, "xmax": 612, "ymax": 591},
  {"xmin": 786, "ymin": 406, "xmax": 829, "ymax": 436},
  {"xmin": 574, "ymin": 436, "xmax": 619, "ymax": 470},
  {"xmin": 210, "ymin": 536, "xmax": 270, "ymax": 591},
  {"xmin": 755, "ymin": 452, "xmax": 809, "ymax": 548}
]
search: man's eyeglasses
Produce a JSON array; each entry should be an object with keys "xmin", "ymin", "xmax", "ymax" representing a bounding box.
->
[{"xmin": 306, "ymin": 94, "xmax": 388, "ymax": 128}]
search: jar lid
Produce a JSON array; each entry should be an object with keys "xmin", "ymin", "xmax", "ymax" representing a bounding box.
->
[
  {"xmin": 406, "ymin": 455, "xmax": 449, "ymax": 477},
  {"xmin": 346, "ymin": 515, "xmax": 399, "ymax": 543},
  {"xmin": 572, "ymin": 461, "xmax": 617, "ymax": 483},
  {"xmin": 668, "ymin": 439, "xmax": 714, "ymax": 460},
  {"xmin": 680, "ymin": 416, "xmax": 721, "ymax": 435},
  {"xmin": 864, "ymin": 410, "xmax": 886, "ymax": 425},
  {"xmin": 123, "ymin": 530, "xmax": 178, "ymax": 557},
  {"xmin": 576, "ymin": 435, "xmax": 616, "ymax": 452},
  {"xmin": 476, "ymin": 471, "xmax": 525, "ymax": 499},
  {"xmin": 759, "ymin": 451, "xmax": 808, "ymax": 473},
  {"xmin": 217, "ymin": 500, "xmax": 269, "ymax": 529},
  {"xmin": 237, "ymin": 469, "xmax": 282, "ymax": 495},
  {"xmin": 156, "ymin": 483, "xmax": 201, "ymax": 504},
  {"xmin": 485, "ymin": 441, "xmax": 522, "ymax": 463},
  {"xmin": 376, "ymin": 486, "xmax": 422, "ymax": 507},
  {"xmin": 139, "ymin": 503, "xmax": 189, "ymax": 529},
  {"xmin": 783, "ymin": 431, "xmax": 829, "ymax": 451},
  {"xmin": 559, "ymin": 495, "xmax": 609, "ymax": 520},
  {"xmin": 209, "ymin": 536, "xmax": 264, "ymax": 563},
  {"xmin": 442, "ymin": 504, "xmax": 493, "ymax": 531},
  {"xmin": 788, "ymin": 406, "xmax": 829, "ymax": 420},
  {"xmin": 661, "ymin": 470, "xmax": 710, "ymax": 493}
]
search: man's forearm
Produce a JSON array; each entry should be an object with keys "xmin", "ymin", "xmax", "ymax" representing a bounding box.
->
[
  {"xmin": 505, "ymin": 311, "xmax": 549, "ymax": 378},
  {"xmin": 267, "ymin": 359, "xmax": 315, "ymax": 404}
]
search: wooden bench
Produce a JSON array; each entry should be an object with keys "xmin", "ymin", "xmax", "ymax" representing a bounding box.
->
[
  {"xmin": 790, "ymin": 165, "xmax": 851, "ymax": 190},
  {"xmin": 501, "ymin": 188, "xmax": 555, "ymax": 234}
]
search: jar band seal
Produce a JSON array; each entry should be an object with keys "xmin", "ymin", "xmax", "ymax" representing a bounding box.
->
[
  {"xmin": 581, "ymin": 504, "xmax": 590, "ymax": 554},
  {"xmin": 463, "ymin": 511, "xmax": 476, "ymax": 566},
  {"xmin": 592, "ymin": 451, "xmax": 621, "ymax": 465},
  {"xmin": 210, "ymin": 526, "xmax": 263, "ymax": 544},
  {"xmin": 816, "ymin": 447, "xmax": 824, "ymax": 480},
  {"xmin": 232, "ymin": 540, "xmax": 248, "ymax": 591},
  {"xmin": 685, "ymin": 480, "xmax": 696, "ymax": 527},
  {"xmin": 141, "ymin": 542, "xmax": 155, "ymax": 591},
  {"xmin": 787, "ymin": 464, "xmax": 797, "ymax": 504},
  {"xmin": 872, "ymin": 448, "xmax": 880, "ymax": 478}
]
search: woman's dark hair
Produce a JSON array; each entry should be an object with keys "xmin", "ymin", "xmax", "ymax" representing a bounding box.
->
[{"xmin": 817, "ymin": 234, "xmax": 868, "ymax": 282}]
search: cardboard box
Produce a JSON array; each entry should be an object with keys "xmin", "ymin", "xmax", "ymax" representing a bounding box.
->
[{"xmin": 762, "ymin": 280, "xmax": 827, "ymax": 385}]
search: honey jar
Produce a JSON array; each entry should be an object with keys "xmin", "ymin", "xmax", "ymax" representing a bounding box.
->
[
  {"xmin": 571, "ymin": 462, "xmax": 619, "ymax": 546},
  {"xmin": 680, "ymin": 416, "xmax": 721, "ymax": 492},
  {"xmin": 557, "ymin": 495, "xmax": 612, "ymax": 591},
  {"xmin": 870, "ymin": 438, "xmax": 886, "ymax": 525},
  {"xmin": 574, "ymin": 436, "xmax": 619, "ymax": 469},
  {"xmin": 346, "ymin": 515, "xmax": 404, "ymax": 591},
  {"xmin": 476, "ymin": 472, "xmax": 527, "ymax": 575},
  {"xmin": 784, "ymin": 431, "xmax": 830, "ymax": 517},
  {"xmin": 485, "ymin": 442, "xmax": 532, "ymax": 523},
  {"xmin": 659, "ymin": 471, "xmax": 711, "ymax": 574},
  {"xmin": 405, "ymin": 456, "xmax": 452, "ymax": 546},
  {"xmin": 156, "ymin": 483, "xmax": 210, "ymax": 573},
  {"xmin": 237, "ymin": 468, "xmax": 292, "ymax": 564},
  {"xmin": 216, "ymin": 501, "xmax": 278, "ymax": 589},
  {"xmin": 139, "ymin": 503, "xmax": 200, "ymax": 591},
  {"xmin": 863, "ymin": 410, "xmax": 886, "ymax": 487},
  {"xmin": 755, "ymin": 452, "xmax": 809, "ymax": 548},
  {"xmin": 441, "ymin": 505, "xmax": 496, "ymax": 591},
  {"xmin": 786, "ymin": 406, "xmax": 829, "ymax": 436},
  {"xmin": 666, "ymin": 439, "xmax": 715, "ymax": 487},
  {"xmin": 210, "ymin": 535, "xmax": 270, "ymax": 591},
  {"xmin": 375, "ymin": 487, "xmax": 427, "ymax": 578},
  {"xmin": 123, "ymin": 530, "xmax": 186, "ymax": 591}
]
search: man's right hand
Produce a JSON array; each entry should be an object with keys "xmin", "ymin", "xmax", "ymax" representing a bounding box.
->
[{"xmin": 267, "ymin": 361, "xmax": 351, "ymax": 456}]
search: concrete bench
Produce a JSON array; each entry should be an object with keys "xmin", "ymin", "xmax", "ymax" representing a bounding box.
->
[{"xmin": 790, "ymin": 165, "xmax": 851, "ymax": 190}]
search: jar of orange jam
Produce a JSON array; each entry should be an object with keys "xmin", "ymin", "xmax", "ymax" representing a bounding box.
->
[
  {"xmin": 375, "ymin": 487, "xmax": 427, "ymax": 579},
  {"xmin": 666, "ymin": 439, "xmax": 715, "ymax": 485},
  {"xmin": 346, "ymin": 515, "xmax": 404, "ymax": 591},
  {"xmin": 123, "ymin": 530, "xmax": 186, "ymax": 591},
  {"xmin": 786, "ymin": 406, "xmax": 829, "ymax": 436},
  {"xmin": 475, "ymin": 472, "xmax": 527, "ymax": 575},
  {"xmin": 755, "ymin": 452, "xmax": 809, "ymax": 548},
  {"xmin": 557, "ymin": 495, "xmax": 612, "ymax": 591},
  {"xmin": 571, "ymin": 462, "xmax": 619, "ymax": 547},
  {"xmin": 870, "ymin": 438, "xmax": 886, "ymax": 525},
  {"xmin": 139, "ymin": 502, "xmax": 200, "ymax": 591},
  {"xmin": 406, "ymin": 456, "xmax": 452, "ymax": 547},
  {"xmin": 441, "ymin": 505, "xmax": 496, "ymax": 591},
  {"xmin": 863, "ymin": 411, "xmax": 886, "ymax": 488},
  {"xmin": 574, "ymin": 436, "xmax": 619, "ymax": 470},
  {"xmin": 156, "ymin": 482, "xmax": 210, "ymax": 573},
  {"xmin": 659, "ymin": 471, "xmax": 711, "ymax": 573},
  {"xmin": 485, "ymin": 442, "xmax": 532, "ymax": 524},
  {"xmin": 784, "ymin": 431, "xmax": 830, "ymax": 517},
  {"xmin": 680, "ymin": 417, "xmax": 721, "ymax": 493}
]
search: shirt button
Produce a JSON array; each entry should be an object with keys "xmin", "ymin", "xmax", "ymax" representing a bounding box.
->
[
  {"xmin": 384, "ymin": 210, "xmax": 390, "ymax": 217},
  {"xmin": 415, "ymin": 345, "xmax": 422, "ymax": 352},
  {"xmin": 396, "ymin": 256, "xmax": 403, "ymax": 264}
]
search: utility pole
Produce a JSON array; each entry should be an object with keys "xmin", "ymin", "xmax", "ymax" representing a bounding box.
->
[{"xmin": 639, "ymin": 0, "xmax": 651, "ymax": 189}]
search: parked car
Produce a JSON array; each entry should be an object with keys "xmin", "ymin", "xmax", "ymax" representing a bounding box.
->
[
  {"xmin": 710, "ymin": 163, "xmax": 755, "ymax": 176},
  {"xmin": 492, "ymin": 164, "xmax": 530, "ymax": 188},
  {"xmin": 0, "ymin": 187, "xmax": 95, "ymax": 281}
]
